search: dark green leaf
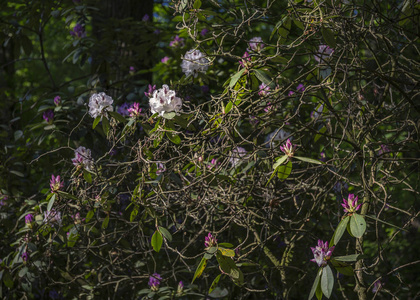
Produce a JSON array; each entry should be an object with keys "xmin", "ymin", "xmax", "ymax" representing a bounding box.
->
[
  {"xmin": 83, "ymin": 171, "xmax": 92, "ymax": 184},
  {"xmin": 321, "ymin": 265, "xmax": 334, "ymax": 298},
  {"xmin": 108, "ymin": 111, "xmax": 127, "ymax": 123},
  {"xmin": 86, "ymin": 210, "xmax": 94, "ymax": 223},
  {"xmin": 166, "ymin": 132, "xmax": 181, "ymax": 144},
  {"xmin": 218, "ymin": 243, "xmax": 234, "ymax": 248},
  {"xmin": 130, "ymin": 208, "xmax": 138, "ymax": 222},
  {"xmin": 102, "ymin": 215, "xmax": 109, "ymax": 229},
  {"xmin": 330, "ymin": 258, "xmax": 354, "ymax": 276},
  {"xmin": 321, "ymin": 27, "xmax": 336, "ymax": 48},
  {"xmin": 334, "ymin": 254, "xmax": 366, "ymax": 262},
  {"xmin": 253, "ymin": 69, "xmax": 275, "ymax": 88},
  {"xmin": 225, "ymin": 101, "xmax": 233, "ymax": 114},
  {"xmin": 158, "ymin": 226, "xmax": 173, "ymax": 242},
  {"xmin": 92, "ymin": 116, "xmax": 101, "ymax": 129},
  {"xmin": 102, "ymin": 117, "xmax": 110, "ymax": 135},
  {"xmin": 193, "ymin": 0, "xmax": 202, "ymax": 9},
  {"xmin": 3, "ymin": 270, "xmax": 13, "ymax": 288},
  {"xmin": 151, "ymin": 230, "xmax": 163, "ymax": 253}
]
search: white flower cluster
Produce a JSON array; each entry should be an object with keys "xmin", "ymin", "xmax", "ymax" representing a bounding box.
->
[
  {"xmin": 248, "ymin": 37, "xmax": 265, "ymax": 52},
  {"xmin": 71, "ymin": 146, "xmax": 94, "ymax": 171},
  {"xmin": 149, "ymin": 85, "xmax": 182, "ymax": 116},
  {"xmin": 265, "ymin": 129, "xmax": 291, "ymax": 148},
  {"xmin": 88, "ymin": 92, "xmax": 114, "ymax": 119},
  {"xmin": 230, "ymin": 147, "xmax": 247, "ymax": 167},
  {"xmin": 181, "ymin": 49, "xmax": 209, "ymax": 78}
]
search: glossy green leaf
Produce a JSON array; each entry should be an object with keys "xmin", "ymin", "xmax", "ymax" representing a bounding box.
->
[
  {"xmin": 209, "ymin": 274, "xmax": 222, "ymax": 294},
  {"xmin": 92, "ymin": 116, "xmax": 101, "ymax": 129},
  {"xmin": 162, "ymin": 112, "xmax": 176, "ymax": 119},
  {"xmin": 294, "ymin": 156, "xmax": 324, "ymax": 164},
  {"xmin": 253, "ymin": 69, "xmax": 275, "ymax": 88},
  {"xmin": 349, "ymin": 213, "xmax": 366, "ymax": 238},
  {"xmin": 216, "ymin": 252, "xmax": 243, "ymax": 285},
  {"xmin": 83, "ymin": 171, "xmax": 92, "ymax": 184},
  {"xmin": 225, "ymin": 101, "xmax": 233, "ymax": 114},
  {"xmin": 151, "ymin": 230, "xmax": 163, "ymax": 253},
  {"xmin": 193, "ymin": 0, "xmax": 202, "ymax": 9},
  {"xmin": 334, "ymin": 254, "xmax": 366, "ymax": 262},
  {"xmin": 47, "ymin": 193, "xmax": 56, "ymax": 212},
  {"xmin": 85, "ymin": 210, "xmax": 94, "ymax": 223},
  {"xmin": 192, "ymin": 256, "xmax": 208, "ymax": 283},
  {"xmin": 102, "ymin": 116, "xmax": 110, "ymax": 135},
  {"xmin": 314, "ymin": 126, "xmax": 327, "ymax": 142},
  {"xmin": 108, "ymin": 111, "xmax": 127, "ymax": 123},
  {"xmin": 166, "ymin": 132, "xmax": 181, "ymax": 144},
  {"xmin": 130, "ymin": 207, "xmax": 138, "ymax": 222},
  {"xmin": 277, "ymin": 160, "xmax": 293, "ymax": 181},
  {"xmin": 330, "ymin": 258, "xmax": 354, "ymax": 276},
  {"xmin": 273, "ymin": 155, "xmax": 288, "ymax": 169},
  {"xmin": 308, "ymin": 268, "xmax": 322, "ymax": 300},
  {"xmin": 331, "ymin": 216, "xmax": 350, "ymax": 246},
  {"xmin": 218, "ymin": 243, "xmax": 234, "ymax": 248},
  {"xmin": 229, "ymin": 69, "xmax": 246, "ymax": 88},
  {"xmin": 158, "ymin": 226, "xmax": 173, "ymax": 242},
  {"xmin": 321, "ymin": 265, "xmax": 334, "ymax": 298}
]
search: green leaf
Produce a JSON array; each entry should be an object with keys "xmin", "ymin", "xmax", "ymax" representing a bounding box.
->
[
  {"xmin": 331, "ymin": 216, "xmax": 350, "ymax": 246},
  {"xmin": 108, "ymin": 111, "xmax": 127, "ymax": 123},
  {"xmin": 47, "ymin": 193, "xmax": 56, "ymax": 212},
  {"xmin": 315, "ymin": 283, "xmax": 323, "ymax": 300},
  {"xmin": 92, "ymin": 116, "xmax": 101, "ymax": 129},
  {"xmin": 162, "ymin": 112, "xmax": 176, "ymax": 119},
  {"xmin": 86, "ymin": 210, "xmax": 94, "ymax": 223},
  {"xmin": 166, "ymin": 132, "xmax": 181, "ymax": 144},
  {"xmin": 334, "ymin": 254, "xmax": 366, "ymax": 262},
  {"xmin": 158, "ymin": 226, "xmax": 173, "ymax": 242},
  {"xmin": 18, "ymin": 267, "xmax": 28, "ymax": 278},
  {"xmin": 3, "ymin": 270, "xmax": 13, "ymax": 288},
  {"xmin": 308, "ymin": 268, "xmax": 322, "ymax": 300},
  {"xmin": 349, "ymin": 213, "xmax": 366, "ymax": 238},
  {"xmin": 314, "ymin": 126, "xmax": 327, "ymax": 142},
  {"xmin": 130, "ymin": 207, "xmax": 138, "ymax": 222},
  {"xmin": 192, "ymin": 256, "xmax": 208, "ymax": 283},
  {"xmin": 294, "ymin": 156, "xmax": 324, "ymax": 164},
  {"xmin": 20, "ymin": 35, "xmax": 33, "ymax": 56},
  {"xmin": 321, "ymin": 265, "xmax": 334, "ymax": 298},
  {"xmin": 218, "ymin": 247, "xmax": 235, "ymax": 257},
  {"xmin": 102, "ymin": 117, "xmax": 110, "ymax": 135},
  {"xmin": 209, "ymin": 274, "xmax": 222, "ymax": 294},
  {"xmin": 229, "ymin": 69, "xmax": 246, "ymax": 88},
  {"xmin": 83, "ymin": 171, "xmax": 92, "ymax": 184},
  {"xmin": 218, "ymin": 243, "xmax": 234, "ymax": 248},
  {"xmin": 193, "ymin": 0, "xmax": 202, "ymax": 9},
  {"xmin": 151, "ymin": 230, "xmax": 163, "ymax": 253},
  {"xmin": 216, "ymin": 252, "xmax": 243, "ymax": 285},
  {"xmin": 273, "ymin": 155, "xmax": 288, "ymax": 169},
  {"xmin": 225, "ymin": 101, "xmax": 233, "ymax": 114},
  {"xmin": 330, "ymin": 258, "xmax": 354, "ymax": 276},
  {"xmin": 102, "ymin": 215, "xmax": 109, "ymax": 229},
  {"xmin": 321, "ymin": 27, "xmax": 336, "ymax": 48},
  {"xmin": 253, "ymin": 69, "xmax": 275, "ymax": 88},
  {"xmin": 277, "ymin": 160, "xmax": 293, "ymax": 181},
  {"xmin": 293, "ymin": 17, "xmax": 304, "ymax": 30}
]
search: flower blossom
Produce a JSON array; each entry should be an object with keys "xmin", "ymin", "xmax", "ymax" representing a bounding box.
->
[
  {"xmin": 204, "ymin": 233, "xmax": 217, "ymax": 249},
  {"xmin": 149, "ymin": 85, "xmax": 182, "ymax": 116},
  {"xmin": 310, "ymin": 240, "xmax": 335, "ymax": 267},
  {"xmin": 148, "ymin": 273, "xmax": 162, "ymax": 291},
  {"xmin": 264, "ymin": 102, "xmax": 273, "ymax": 113},
  {"xmin": 128, "ymin": 102, "xmax": 142, "ymax": 118},
  {"xmin": 161, "ymin": 56, "xmax": 170, "ymax": 64},
  {"xmin": 54, "ymin": 96, "xmax": 61, "ymax": 106},
  {"xmin": 25, "ymin": 214, "xmax": 34, "ymax": 225},
  {"xmin": 342, "ymin": 194, "xmax": 361, "ymax": 214},
  {"xmin": 70, "ymin": 23, "xmax": 86, "ymax": 38},
  {"xmin": 248, "ymin": 37, "xmax": 265, "ymax": 52},
  {"xmin": 378, "ymin": 144, "xmax": 390, "ymax": 155},
  {"xmin": 44, "ymin": 209, "xmax": 62, "ymax": 225},
  {"xmin": 43, "ymin": 110, "xmax": 54, "ymax": 123},
  {"xmin": 288, "ymin": 84, "xmax": 305, "ymax": 96},
  {"xmin": 156, "ymin": 163, "xmax": 166, "ymax": 175},
  {"xmin": 181, "ymin": 49, "xmax": 209, "ymax": 78},
  {"xmin": 142, "ymin": 14, "xmax": 150, "ymax": 22},
  {"xmin": 230, "ymin": 147, "xmax": 247, "ymax": 167},
  {"xmin": 50, "ymin": 174, "xmax": 64, "ymax": 193},
  {"xmin": 117, "ymin": 102, "xmax": 131, "ymax": 116},
  {"xmin": 314, "ymin": 45, "xmax": 334, "ymax": 64},
  {"xmin": 88, "ymin": 92, "xmax": 114, "ymax": 119},
  {"xmin": 258, "ymin": 83, "xmax": 271, "ymax": 97},
  {"xmin": 71, "ymin": 146, "xmax": 94, "ymax": 171},
  {"xmin": 129, "ymin": 66, "xmax": 135, "ymax": 74},
  {"xmin": 177, "ymin": 281, "xmax": 184, "ymax": 294},
  {"xmin": 144, "ymin": 84, "xmax": 157, "ymax": 98},
  {"xmin": 21, "ymin": 252, "xmax": 29, "ymax": 262},
  {"xmin": 201, "ymin": 28, "xmax": 209, "ymax": 36},
  {"xmin": 239, "ymin": 51, "xmax": 251, "ymax": 68},
  {"xmin": 169, "ymin": 35, "xmax": 184, "ymax": 48},
  {"xmin": 311, "ymin": 104, "xmax": 324, "ymax": 119},
  {"xmin": 372, "ymin": 280, "xmax": 383, "ymax": 293},
  {"xmin": 280, "ymin": 139, "xmax": 297, "ymax": 157},
  {"xmin": 249, "ymin": 115, "xmax": 259, "ymax": 126}
]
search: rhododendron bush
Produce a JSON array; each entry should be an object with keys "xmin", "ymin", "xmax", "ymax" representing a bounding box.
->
[{"xmin": 1, "ymin": 0, "xmax": 419, "ymax": 299}]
